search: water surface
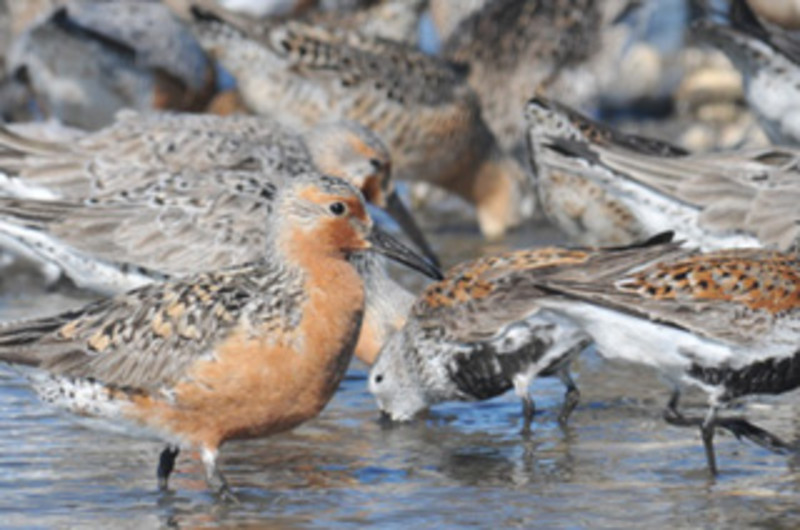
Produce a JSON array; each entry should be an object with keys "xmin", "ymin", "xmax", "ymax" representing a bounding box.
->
[{"xmin": 0, "ymin": 221, "xmax": 799, "ymax": 529}]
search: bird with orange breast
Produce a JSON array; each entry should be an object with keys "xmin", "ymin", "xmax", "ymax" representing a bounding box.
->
[
  {"xmin": 0, "ymin": 173, "xmax": 439, "ymax": 500},
  {"xmin": 0, "ymin": 110, "xmax": 438, "ymax": 268},
  {"xmin": 0, "ymin": 113, "xmax": 440, "ymax": 366},
  {"xmin": 173, "ymin": 2, "xmax": 530, "ymax": 240}
]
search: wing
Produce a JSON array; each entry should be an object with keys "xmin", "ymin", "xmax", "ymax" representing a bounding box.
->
[
  {"xmin": 411, "ymin": 244, "xmax": 633, "ymax": 343},
  {"xmin": 538, "ymin": 246, "xmax": 800, "ymax": 349},
  {"xmin": 0, "ymin": 167, "xmax": 280, "ymax": 274},
  {"xmin": 0, "ymin": 267, "xmax": 269, "ymax": 391},
  {"xmin": 0, "ymin": 113, "xmax": 313, "ymax": 201},
  {"xmin": 583, "ymin": 141, "xmax": 800, "ymax": 250},
  {"xmin": 188, "ymin": 5, "xmax": 470, "ymax": 109}
]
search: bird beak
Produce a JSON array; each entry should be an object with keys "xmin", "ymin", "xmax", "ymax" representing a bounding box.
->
[
  {"xmin": 368, "ymin": 226, "xmax": 443, "ymax": 280},
  {"xmin": 384, "ymin": 190, "xmax": 440, "ymax": 268}
]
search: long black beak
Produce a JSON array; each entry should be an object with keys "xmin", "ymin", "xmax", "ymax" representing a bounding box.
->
[
  {"xmin": 385, "ymin": 191, "xmax": 440, "ymax": 269},
  {"xmin": 368, "ymin": 226, "xmax": 443, "ymax": 280}
]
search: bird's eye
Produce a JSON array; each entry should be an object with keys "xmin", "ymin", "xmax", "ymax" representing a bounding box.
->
[
  {"xmin": 329, "ymin": 202, "xmax": 347, "ymax": 216},
  {"xmin": 374, "ymin": 374, "xmax": 384, "ymax": 384}
]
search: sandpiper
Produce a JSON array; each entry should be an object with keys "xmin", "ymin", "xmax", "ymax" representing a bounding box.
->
[
  {"xmin": 695, "ymin": 0, "xmax": 800, "ymax": 146},
  {"xmin": 0, "ymin": 174, "xmax": 437, "ymax": 499},
  {"xmin": 534, "ymin": 235, "xmax": 800, "ymax": 474},
  {"xmin": 526, "ymin": 96, "xmax": 800, "ymax": 250},
  {"xmin": 369, "ymin": 246, "xmax": 594, "ymax": 429},
  {"xmin": 0, "ymin": 114, "xmax": 441, "ymax": 364},
  {"xmin": 178, "ymin": 4, "xmax": 529, "ymax": 239}
]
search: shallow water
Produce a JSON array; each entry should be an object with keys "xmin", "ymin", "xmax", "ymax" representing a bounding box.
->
[{"xmin": 1, "ymin": 221, "xmax": 800, "ymax": 529}]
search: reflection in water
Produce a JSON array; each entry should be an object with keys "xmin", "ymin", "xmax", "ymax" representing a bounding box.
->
[{"xmin": 0, "ymin": 222, "xmax": 799, "ymax": 527}]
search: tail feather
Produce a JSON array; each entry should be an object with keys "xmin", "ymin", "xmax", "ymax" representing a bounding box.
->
[
  {"xmin": 718, "ymin": 417, "xmax": 798, "ymax": 455},
  {"xmin": 0, "ymin": 312, "xmax": 79, "ymax": 368}
]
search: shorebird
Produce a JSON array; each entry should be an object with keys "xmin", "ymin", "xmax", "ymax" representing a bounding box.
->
[
  {"xmin": 526, "ymin": 96, "xmax": 800, "ymax": 250},
  {"xmin": 694, "ymin": 0, "xmax": 800, "ymax": 146},
  {"xmin": 0, "ymin": 174, "xmax": 438, "ymax": 499},
  {"xmin": 0, "ymin": 111, "xmax": 437, "ymax": 263},
  {"xmin": 369, "ymin": 246, "xmax": 593, "ymax": 429},
  {"xmin": 8, "ymin": 2, "xmax": 215, "ymax": 130},
  {"xmin": 177, "ymin": 3, "xmax": 529, "ymax": 239},
  {"xmin": 0, "ymin": 113, "xmax": 438, "ymax": 365},
  {"xmin": 439, "ymin": 0, "xmax": 603, "ymax": 154},
  {"xmin": 532, "ymin": 235, "xmax": 800, "ymax": 474}
]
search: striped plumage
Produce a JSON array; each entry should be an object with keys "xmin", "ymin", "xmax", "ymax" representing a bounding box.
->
[
  {"xmin": 442, "ymin": 0, "xmax": 602, "ymax": 153},
  {"xmin": 526, "ymin": 96, "xmax": 800, "ymax": 250},
  {"xmin": 0, "ymin": 113, "xmax": 434, "ymax": 365},
  {"xmin": 184, "ymin": 5, "xmax": 529, "ymax": 239}
]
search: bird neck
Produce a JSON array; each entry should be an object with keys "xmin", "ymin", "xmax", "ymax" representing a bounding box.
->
[
  {"xmin": 280, "ymin": 224, "xmax": 366, "ymax": 403},
  {"xmin": 350, "ymin": 252, "xmax": 415, "ymax": 365}
]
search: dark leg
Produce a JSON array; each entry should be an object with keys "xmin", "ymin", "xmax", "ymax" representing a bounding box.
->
[
  {"xmin": 157, "ymin": 445, "xmax": 180, "ymax": 490},
  {"xmin": 663, "ymin": 390, "xmax": 794, "ymax": 467},
  {"xmin": 701, "ymin": 406, "xmax": 719, "ymax": 476},
  {"xmin": 663, "ymin": 388, "xmax": 691, "ymax": 425},
  {"xmin": 558, "ymin": 366, "xmax": 580, "ymax": 425},
  {"xmin": 521, "ymin": 394, "xmax": 536, "ymax": 433},
  {"xmin": 201, "ymin": 447, "xmax": 239, "ymax": 503}
]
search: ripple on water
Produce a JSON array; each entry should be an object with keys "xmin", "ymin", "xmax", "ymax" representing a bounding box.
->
[{"xmin": 0, "ymin": 222, "xmax": 800, "ymax": 528}]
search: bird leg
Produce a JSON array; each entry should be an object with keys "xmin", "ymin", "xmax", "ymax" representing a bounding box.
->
[
  {"xmin": 662, "ymin": 389, "xmax": 719, "ymax": 473},
  {"xmin": 201, "ymin": 447, "xmax": 239, "ymax": 503},
  {"xmin": 157, "ymin": 445, "xmax": 180, "ymax": 490},
  {"xmin": 514, "ymin": 376, "xmax": 535, "ymax": 434},
  {"xmin": 701, "ymin": 405, "xmax": 719, "ymax": 476},
  {"xmin": 521, "ymin": 394, "xmax": 536, "ymax": 434},
  {"xmin": 663, "ymin": 391, "xmax": 720, "ymax": 473},
  {"xmin": 662, "ymin": 390, "xmax": 795, "ymax": 465},
  {"xmin": 557, "ymin": 366, "xmax": 580, "ymax": 425},
  {"xmin": 662, "ymin": 388, "xmax": 693, "ymax": 426}
]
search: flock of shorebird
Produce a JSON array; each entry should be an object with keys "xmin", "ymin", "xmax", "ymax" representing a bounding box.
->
[{"xmin": 0, "ymin": 0, "xmax": 798, "ymax": 501}]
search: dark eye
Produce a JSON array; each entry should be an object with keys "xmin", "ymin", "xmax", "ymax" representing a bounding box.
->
[
  {"xmin": 329, "ymin": 202, "xmax": 347, "ymax": 216},
  {"xmin": 374, "ymin": 374, "xmax": 384, "ymax": 384}
]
